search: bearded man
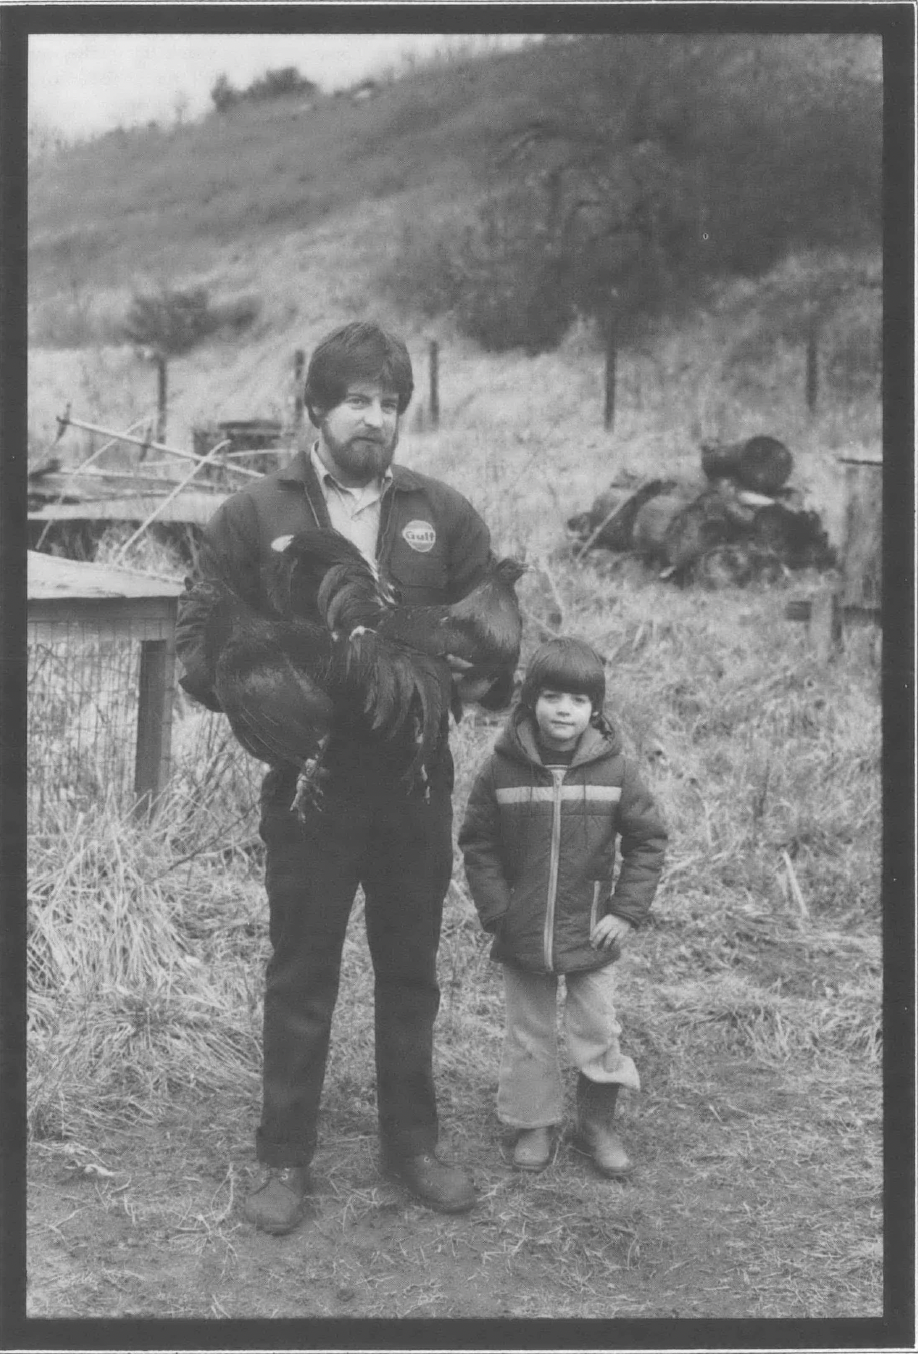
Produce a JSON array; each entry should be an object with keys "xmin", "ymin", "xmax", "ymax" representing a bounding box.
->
[{"xmin": 176, "ymin": 322, "xmax": 491, "ymax": 1233}]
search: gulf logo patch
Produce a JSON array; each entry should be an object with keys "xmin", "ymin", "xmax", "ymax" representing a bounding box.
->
[{"xmin": 402, "ymin": 520, "xmax": 436, "ymax": 553}]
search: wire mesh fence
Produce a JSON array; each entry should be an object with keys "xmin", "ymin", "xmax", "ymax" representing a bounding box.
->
[
  {"xmin": 27, "ymin": 609, "xmax": 263, "ymax": 830},
  {"xmin": 28, "ymin": 615, "xmax": 164, "ymax": 817}
]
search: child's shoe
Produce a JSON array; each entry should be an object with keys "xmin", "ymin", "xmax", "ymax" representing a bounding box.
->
[
  {"xmin": 512, "ymin": 1126, "xmax": 553, "ymax": 1172},
  {"xmin": 572, "ymin": 1075, "xmax": 634, "ymax": 1178}
]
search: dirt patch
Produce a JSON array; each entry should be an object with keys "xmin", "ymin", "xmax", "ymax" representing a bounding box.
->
[{"xmin": 27, "ymin": 1051, "xmax": 882, "ymax": 1322}]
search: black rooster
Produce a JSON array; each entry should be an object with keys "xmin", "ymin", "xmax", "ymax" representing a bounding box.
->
[
  {"xmin": 265, "ymin": 530, "xmax": 454, "ymax": 796},
  {"xmin": 191, "ymin": 529, "xmax": 524, "ymax": 812},
  {"xmin": 375, "ymin": 554, "xmax": 526, "ymax": 718},
  {"xmin": 192, "ymin": 580, "xmax": 337, "ymax": 776},
  {"xmin": 269, "ymin": 529, "xmax": 525, "ymax": 723}
]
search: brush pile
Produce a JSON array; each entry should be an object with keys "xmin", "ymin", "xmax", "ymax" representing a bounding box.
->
[{"xmin": 568, "ymin": 436, "xmax": 835, "ymax": 586}]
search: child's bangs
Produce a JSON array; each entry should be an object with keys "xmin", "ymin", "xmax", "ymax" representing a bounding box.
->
[{"xmin": 521, "ymin": 638, "xmax": 606, "ymax": 709}]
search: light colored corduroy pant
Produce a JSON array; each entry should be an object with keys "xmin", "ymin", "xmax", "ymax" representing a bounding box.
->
[{"xmin": 497, "ymin": 963, "xmax": 640, "ymax": 1128}]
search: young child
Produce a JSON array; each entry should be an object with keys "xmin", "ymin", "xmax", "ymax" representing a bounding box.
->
[{"xmin": 459, "ymin": 637, "xmax": 666, "ymax": 1176}]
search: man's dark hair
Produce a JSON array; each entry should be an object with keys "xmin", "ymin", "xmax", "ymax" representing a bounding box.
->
[
  {"xmin": 519, "ymin": 637, "xmax": 606, "ymax": 714},
  {"xmin": 304, "ymin": 321, "xmax": 414, "ymax": 426}
]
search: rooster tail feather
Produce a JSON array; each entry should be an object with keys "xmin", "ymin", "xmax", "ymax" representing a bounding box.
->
[
  {"xmin": 399, "ymin": 656, "xmax": 448, "ymax": 786},
  {"xmin": 316, "ymin": 564, "xmax": 353, "ymax": 629},
  {"xmin": 317, "ymin": 561, "xmax": 388, "ymax": 636},
  {"xmin": 377, "ymin": 651, "xmax": 415, "ymax": 737}
]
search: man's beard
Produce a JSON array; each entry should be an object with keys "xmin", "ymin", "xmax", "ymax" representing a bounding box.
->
[{"xmin": 320, "ymin": 422, "xmax": 398, "ymax": 483}]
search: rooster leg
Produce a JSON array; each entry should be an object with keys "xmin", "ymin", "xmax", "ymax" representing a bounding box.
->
[{"xmin": 292, "ymin": 736, "xmax": 331, "ymax": 819}]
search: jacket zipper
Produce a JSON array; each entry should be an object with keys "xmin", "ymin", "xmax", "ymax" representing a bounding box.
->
[{"xmin": 543, "ymin": 769, "xmax": 565, "ymax": 971}]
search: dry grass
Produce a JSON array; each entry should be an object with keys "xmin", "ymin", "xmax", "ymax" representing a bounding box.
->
[
  {"xmin": 27, "ymin": 721, "xmax": 266, "ymax": 1145},
  {"xmin": 28, "ymin": 544, "xmax": 882, "ymax": 1316}
]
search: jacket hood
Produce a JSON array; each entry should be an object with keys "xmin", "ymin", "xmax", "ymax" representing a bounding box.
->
[{"xmin": 495, "ymin": 704, "xmax": 622, "ymax": 769}]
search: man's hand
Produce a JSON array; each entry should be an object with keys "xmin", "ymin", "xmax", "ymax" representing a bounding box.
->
[
  {"xmin": 446, "ymin": 653, "xmax": 493, "ymax": 703},
  {"xmin": 590, "ymin": 914, "xmax": 633, "ymax": 952}
]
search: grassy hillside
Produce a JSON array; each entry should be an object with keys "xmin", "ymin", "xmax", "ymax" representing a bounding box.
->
[
  {"xmin": 28, "ymin": 41, "xmax": 546, "ymax": 295},
  {"xmin": 28, "ymin": 33, "xmax": 880, "ymax": 296}
]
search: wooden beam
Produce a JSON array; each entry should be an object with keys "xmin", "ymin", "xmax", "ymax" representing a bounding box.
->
[
  {"xmin": 55, "ymin": 412, "xmax": 261, "ymax": 480},
  {"xmin": 28, "ymin": 595, "xmax": 178, "ymax": 640},
  {"xmin": 112, "ymin": 440, "xmax": 230, "ymax": 563},
  {"xmin": 785, "ymin": 599, "xmax": 881, "ymax": 624}
]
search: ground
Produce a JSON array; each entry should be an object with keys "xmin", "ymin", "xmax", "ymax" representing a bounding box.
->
[{"xmin": 27, "ymin": 1048, "xmax": 881, "ymax": 1323}]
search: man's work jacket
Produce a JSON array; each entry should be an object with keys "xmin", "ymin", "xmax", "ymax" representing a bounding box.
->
[{"xmin": 175, "ymin": 446, "xmax": 491, "ymax": 799}]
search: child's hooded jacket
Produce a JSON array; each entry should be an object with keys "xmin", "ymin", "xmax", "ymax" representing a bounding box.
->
[{"xmin": 459, "ymin": 706, "xmax": 666, "ymax": 974}]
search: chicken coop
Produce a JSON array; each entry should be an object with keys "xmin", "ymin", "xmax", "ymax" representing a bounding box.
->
[{"xmin": 27, "ymin": 552, "xmax": 185, "ymax": 817}]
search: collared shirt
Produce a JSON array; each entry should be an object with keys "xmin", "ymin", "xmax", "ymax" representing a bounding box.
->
[{"xmin": 309, "ymin": 444, "xmax": 392, "ymax": 565}]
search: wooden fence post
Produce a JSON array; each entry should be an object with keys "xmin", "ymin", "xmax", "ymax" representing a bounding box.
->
[
  {"xmin": 840, "ymin": 456, "xmax": 882, "ymax": 613},
  {"xmin": 806, "ymin": 319, "xmax": 819, "ymax": 413},
  {"xmin": 134, "ymin": 635, "xmax": 176, "ymax": 816},
  {"xmin": 786, "ymin": 455, "xmax": 881, "ymax": 662},
  {"xmin": 604, "ymin": 311, "xmax": 617, "ymax": 431},
  {"xmin": 154, "ymin": 354, "xmax": 168, "ymax": 448},
  {"xmin": 428, "ymin": 340, "xmax": 440, "ymax": 428},
  {"xmin": 809, "ymin": 588, "xmax": 842, "ymax": 662},
  {"xmin": 293, "ymin": 348, "xmax": 305, "ymax": 429}
]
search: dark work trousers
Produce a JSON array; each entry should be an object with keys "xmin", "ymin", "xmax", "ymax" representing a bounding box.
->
[{"xmin": 255, "ymin": 772, "xmax": 453, "ymax": 1168}]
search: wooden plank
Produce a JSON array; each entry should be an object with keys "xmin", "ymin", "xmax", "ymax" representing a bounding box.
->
[
  {"xmin": 28, "ymin": 551, "xmax": 183, "ymax": 601},
  {"xmin": 28, "ymin": 489, "xmax": 227, "ymax": 526},
  {"xmin": 56, "ymin": 414, "xmax": 261, "ymax": 480},
  {"xmin": 28, "ymin": 596, "xmax": 178, "ymax": 644},
  {"xmin": 31, "ymin": 469, "xmax": 180, "ymax": 489},
  {"xmin": 786, "ymin": 598, "xmax": 881, "ymax": 624},
  {"xmin": 133, "ymin": 636, "xmax": 176, "ymax": 817}
]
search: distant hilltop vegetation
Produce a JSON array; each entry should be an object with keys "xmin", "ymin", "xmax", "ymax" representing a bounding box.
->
[{"xmin": 29, "ymin": 33, "xmax": 881, "ymax": 359}]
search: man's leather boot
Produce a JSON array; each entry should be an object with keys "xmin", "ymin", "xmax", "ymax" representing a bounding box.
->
[
  {"xmin": 572, "ymin": 1075, "xmax": 633, "ymax": 1178},
  {"xmin": 512, "ymin": 1127, "xmax": 553, "ymax": 1172},
  {"xmin": 243, "ymin": 1166, "xmax": 313, "ymax": 1234},
  {"xmin": 382, "ymin": 1149, "xmax": 476, "ymax": 1213}
]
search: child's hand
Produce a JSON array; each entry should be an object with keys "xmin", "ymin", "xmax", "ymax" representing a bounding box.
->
[{"xmin": 590, "ymin": 915, "xmax": 633, "ymax": 952}]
